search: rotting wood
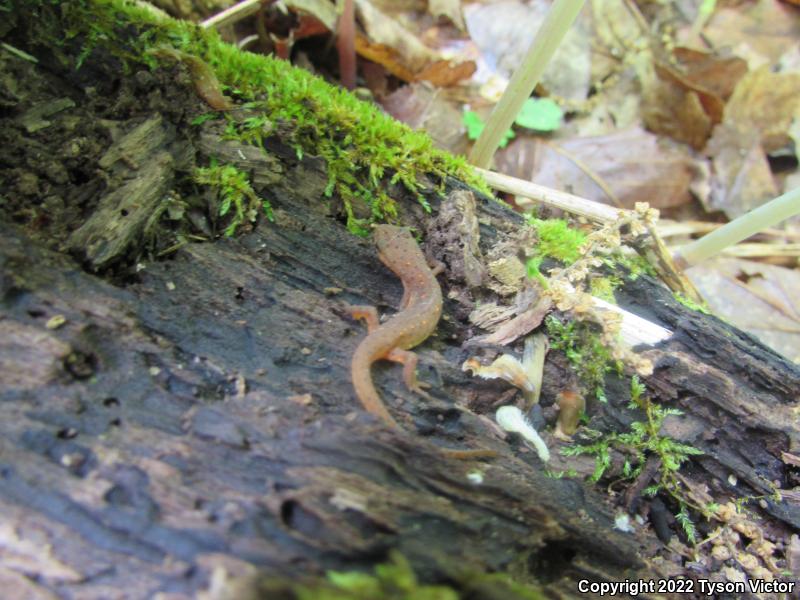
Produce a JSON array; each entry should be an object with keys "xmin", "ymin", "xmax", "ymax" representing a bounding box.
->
[
  {"xmin": 2, "ymin": 3, "xmax": 800, "ymax": 597},
  {"xmin": 66, "ymin": 114, "xmax": 179, "ymax": 270},
  {"xmin": 0, "ymin": 220, "xmax": 654, "ymax": 598}
]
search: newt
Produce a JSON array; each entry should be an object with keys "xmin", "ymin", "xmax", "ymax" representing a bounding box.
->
[{"xmin": 348, "ymin": 225, "xmax": 443, "ymax": 427}]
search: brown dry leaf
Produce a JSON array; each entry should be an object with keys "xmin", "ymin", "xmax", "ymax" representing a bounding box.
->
[
  {"xmin": 642, "ymin": 64, "xmax": 716, "ymax": 150},
  {"xmin": 284, "ymin": 0, "xmax": 338, "ymax": 31},
  {"xmin": 495, "ymin": 127, "xmax": 706, "ymax": 210},
  {"xmin": 381, "ymin": 83, "xmax": 468, "ymax": 154},
  {"xmin": 696, "ymin": 0, "xmax": 800, "ymax": 67},
  {"xmin": 354, "ymin": 36, "xmax": 416, "ymax": 81},
  {"xmin": 705, "ymin": 67, "xmax": 800, "ymax": 217},
  {"xmin": 723, "ymin": 67, "xmax": 800, "ymax": 153},
  {"xmin": 672, "ymin": 47, "xmax": 748, "ymax": 101},
  {"xmin": 705, "ymin": 127, "xmax": 778, "ymax": 217},
  {"xmin": 354, "ymin": 0, "xmax": 438, "ymax": 73},
  {"xmin": 287, "ymin": 0, "xmax": 461, "ymax": 83},
  {"xmin": 685, "ymin": 258, "xmax": 800, "ymax": 362},
  {"xmin": 415, "ymin": 58, "xmax": 476, "ymax": 87},
  {"xmin": 642, "ymin": 49, "xmax": 746, "ymax": 150}
]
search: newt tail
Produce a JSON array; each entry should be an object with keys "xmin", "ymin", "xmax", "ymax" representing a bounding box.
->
[{"xmin": 351, "ymin": 341, "xmax": 400, "ymax": 427}]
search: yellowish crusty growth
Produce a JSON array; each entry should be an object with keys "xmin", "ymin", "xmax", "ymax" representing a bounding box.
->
[{"xmin": 45, "ymin": 0, "xmax": 489, "ymax": 235}]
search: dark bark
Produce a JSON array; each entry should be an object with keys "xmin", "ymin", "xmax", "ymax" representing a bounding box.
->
[{"xmin": 1, "ymin": 3, "xmax": 798, "ymax": 598}]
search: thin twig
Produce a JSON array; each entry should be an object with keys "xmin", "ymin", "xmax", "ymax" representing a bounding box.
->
[
  {"xmin": 475, "ymin": 167, "xmax": 624, "ymax": 223},
  {"xmin": 201, "ymin": 0, "xmax": 262, "ymax": 30}
]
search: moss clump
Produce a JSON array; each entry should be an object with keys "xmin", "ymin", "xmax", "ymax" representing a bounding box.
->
[
  {"xmin": 306, "ymin": 552, "xmax": 458, "ymax": 600},
  {"xmin": 42, "ymin": 0, "xmax": 489, "ymax": 235},
  {"xmin": 611, "ymin": 251, "xmax": 657, "ymax": 280},
  {"xmin": 588, "ymin": 275, "xmax": 620, "ymax": 303},
  {"xmin": 562, "ymin": 376, "xmax": 704, "ymax": 542},
  {"xmin": 674, "ymin": 292, "xmax": 711, "ymax": 314},
  {"xmin": 243, "ymin": 552, "xmax": 545, "ymax": 600},
  {"xmin": 193, "ymin": 161, "xmax": 272, "ymax": 236},
  {"xmin": 545, "ymin": 314, "xmax": 620, "ymax": 402},
  {"xmin": 524, "ymin": 216, "xmax": 587, "ymax": 279}
]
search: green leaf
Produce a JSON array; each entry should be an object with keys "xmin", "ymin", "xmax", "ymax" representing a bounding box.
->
[
  {"xmin": 630, "ymin": 374, "xmax": 646, "ymax": 402},
  {"xmin": 514, "ymin": 98, "xmax": 563, "ymax": 132},
  {"xmin": 463, "ymin": 110, "xmax": 514, "ymax": 147},
  {"xmin": 463, "ymin": 110, "xmax": 485, "ymax": 140}
]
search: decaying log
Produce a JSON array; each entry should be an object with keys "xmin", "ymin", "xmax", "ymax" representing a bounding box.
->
[
  {"xmin": 1, "ymin": 2, "xmax": 799, "ymax": 598},
  {"xmin": 1, "ymin": 214, "xmax": 657, "ymax": 597}
]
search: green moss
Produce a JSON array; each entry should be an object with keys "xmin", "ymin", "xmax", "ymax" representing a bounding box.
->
[
  {"xmin": 674, "ymin": 292, "xmax": 711, "ymax": 314},
  {"xmin": 42, "ymin": 0, "xmax": 489, "ymax": 235},
  {"xmin": 193, "ymin": 161, "xmax": 272, "ymax": 236},
  {"xmin": 588, "ymin": 276, "xmax": 619, "ymax": 303},
  {"xmin": 612, "ymin": 251, "xmax": 657, "ymax": 280},
  {"xmin": 545, "ymin": 314, "xmax": 621, "ymax": 402},
  {"xmin": 562, "ymin": 376, "xmax": 704, "ymax": 542},
  {"xmin": 245, "ymin": 552, "xmax": 545, "ymax": 600},
  {"xmin": 524, "ymin": 216, "xmax": 587, "ymax": 279},
  {"xmin": 304, "ymin": 553, "xmax": 458, "ymax": 600}
]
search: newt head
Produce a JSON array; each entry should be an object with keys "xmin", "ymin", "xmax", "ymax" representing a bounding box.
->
[
  {"xmin": 373, "ymin": 224, "xmax": 410, "ymax": 248},
  {"xmin": 373, "ymin": 224, "xmax": 416, "ymax": 265}
]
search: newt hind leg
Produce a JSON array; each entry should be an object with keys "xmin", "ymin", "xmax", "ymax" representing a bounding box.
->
[
  {"xmin": 387, "ymin": 348, "xmax": 433, "ymax": 400},
  {"xmin": 347, "ymin": 305, "xmax": 380, "ymax": 332}
]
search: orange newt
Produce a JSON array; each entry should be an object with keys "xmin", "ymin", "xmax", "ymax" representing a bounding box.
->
[{"xmin": 348, "ymin": 225, "xmax": 443, "ymax": 427}]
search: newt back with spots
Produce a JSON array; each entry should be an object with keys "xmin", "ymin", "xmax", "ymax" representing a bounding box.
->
[{"xmin": 348, "ymin": 225, "xmax": 443, "ymax": 426}]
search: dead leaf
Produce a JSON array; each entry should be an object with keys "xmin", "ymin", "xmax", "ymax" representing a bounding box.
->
[
  {"xmin": 495, "ymin": 127, "xmax": 706, "ymax": 210},
  {"xmin": 694, "ymin": 0, "xmax": 800, "ymax": 68},
  {"xmin": 704, "ymin": 67, "xmax": 800, "ymax": 217},
  {"xmin": 705, "ymin": 127, "xmax": 778, "ymax": 217},
  {"xmin": 381, "ymin": 83, "xmax": 468, "ymax": 154},
  {"xmin": 642, "ymin": 65, "xmax": 715, "ymax": 150},
  {"xmin": 284, "ymin": 0, "xmax": 338, "ymax": 31},
  {"xmin": 723, "ymin": 67, "xmax": 800, "ymax": 154},
  {"xmin": 685, "ymin": 257, "xmax": 800, "ymax": 362},
  {"xmin": 354, "ymin": 0, "xmax": 438, "ymax": 73},
  {"xmin": 286, "ymin": 0, "xmax": 455, "ymax": 83},
  {"xmin": 641, "ymin": 48, "xmax": 746, "ymax": 150},
  {"xmin": 354, "ymin": 35, "xmax": 416, "ymax": 81},
  {"xmin": 672, "ymin": 47, "xmax": 748, "ymax": 101},
  {"xmin": 415, "ymin": 58, "xmax": 476, "ymax": 87}
]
